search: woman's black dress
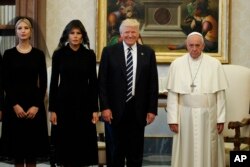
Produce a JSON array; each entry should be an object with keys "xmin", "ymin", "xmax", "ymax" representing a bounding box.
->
[
  {"xmin": 49, "ymin": 45, "xmax": 99, "ymax": 166},
  {"xmin": 1, "ymin": 47, "xmax": 49, "ymax": 160}
]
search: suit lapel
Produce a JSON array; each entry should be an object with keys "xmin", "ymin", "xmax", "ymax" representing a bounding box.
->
[
  {"xmin": 118, "ymin": 43, "xmax": 145, "ymax": 83},
  {"xmin": 136, "ymin": 44, "xmax": 144, "ymax": 84},
  {"xmin": 117, "ymin": 43, "xmax": 126, "ymax": 77}
]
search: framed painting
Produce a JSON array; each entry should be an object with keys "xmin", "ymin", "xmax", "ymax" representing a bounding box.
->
[{"xmin": 96, "ymin": 0, "xmax": 229, "ymax": 63}]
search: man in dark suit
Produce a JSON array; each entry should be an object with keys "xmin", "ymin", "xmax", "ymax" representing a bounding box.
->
[{"xmin": 98, "ymin": 18, "xmax": 158, "ymax": 167}]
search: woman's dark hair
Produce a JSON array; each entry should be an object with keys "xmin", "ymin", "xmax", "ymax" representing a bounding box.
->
[{"xmin": 57, "ymin": 19, "xmax": 90, "ymax": 49}]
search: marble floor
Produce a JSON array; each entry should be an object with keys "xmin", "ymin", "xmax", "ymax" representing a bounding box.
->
[
  {"xmin": 0, "ymin": 163, "xmax": 170, "ymax": 167},
  {"xmin": 0, "ymin": 162, "xmax": 49, "ymax": 167},
  {"xmin": 0, "ymin": 156, "xmax": 171, "ymax": 167},
  {"xmin": 0, "ymin": 137, "xmax": 172, "ymax": 167}
]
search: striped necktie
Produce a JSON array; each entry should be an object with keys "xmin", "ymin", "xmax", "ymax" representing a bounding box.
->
[{"xmin": 126, "ymin": 47, "xmax": 133, "ymax": 102}]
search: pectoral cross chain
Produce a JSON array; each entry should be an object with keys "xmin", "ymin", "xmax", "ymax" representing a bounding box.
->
[
  {"xmin": 190, "ymin": 83, "xmax": 196, "ymax": 92},
  {"xmin": 188, "ymin": 55, "xmax": 203, "ymax": 93}
]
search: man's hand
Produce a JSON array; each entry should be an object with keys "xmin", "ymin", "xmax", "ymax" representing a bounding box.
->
[
  {"xmin": 101, "ymin": 109, "xmax": 113, "ymax": 124},
  {"xmin": 146, "ymin": 113, "xmax": 156, "ymax": 125},
  {"xmin": 169, "ymin": 124, "xmax": 178, "ymax": 133},
  {"xmin": 217, "ymin": 123, "xmax": 224, "ymax": 134}
]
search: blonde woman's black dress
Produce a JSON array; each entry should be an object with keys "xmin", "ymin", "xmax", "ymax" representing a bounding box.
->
[{"xmin": 1, "ymin": 47, "xmax": 49, "ymax": 161}]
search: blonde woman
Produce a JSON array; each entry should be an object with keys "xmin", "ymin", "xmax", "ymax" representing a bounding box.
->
[{"xmin": 1, "ymin": 17, "xmax": 49, "ymax": 167}]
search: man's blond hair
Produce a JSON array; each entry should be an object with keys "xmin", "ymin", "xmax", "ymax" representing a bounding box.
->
[{"xmin": 119, "ymin": 18, "xmax": 140, "ymax": 34}]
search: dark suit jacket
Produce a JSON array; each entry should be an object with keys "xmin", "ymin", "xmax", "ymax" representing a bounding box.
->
[
  {"xmin": 98, "ymin": 42, "xmax": 158, "ymax": 127},
  {"xmin": 0, "ymin": 54, "xmax": 3, "ymax": 111}
]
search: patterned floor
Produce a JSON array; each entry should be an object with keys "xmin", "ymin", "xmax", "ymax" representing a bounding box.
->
[
  {"xmin": 0, "ymin": 163, "xmax": 170, "ymax": 167},
  {"xmin": 0, "ymin": 137, "xmax": 172, "ymax": 166},
  {"xmin": 0, "ymin": 155, "xmax": 171, "ymax": 167}
]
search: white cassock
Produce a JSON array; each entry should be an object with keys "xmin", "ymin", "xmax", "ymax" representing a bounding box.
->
[{"xmin": 166, "ymin": 53, "xmax": 228, "ymax": 167}]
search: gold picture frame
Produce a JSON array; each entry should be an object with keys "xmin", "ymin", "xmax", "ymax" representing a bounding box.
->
[{"xmin": 96, "ymin": 0, "xmax": 229, "ymax": 63}]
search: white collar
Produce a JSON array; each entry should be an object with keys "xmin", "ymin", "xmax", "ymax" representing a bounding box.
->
[{"xmin": 123, "ymin": 41, "xmax": 136, "ymax": 51}]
